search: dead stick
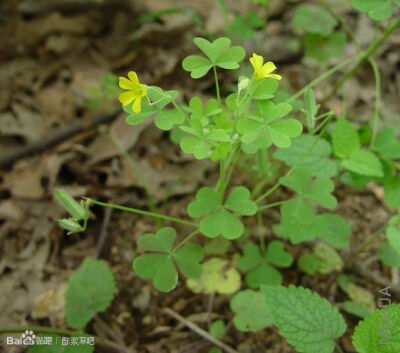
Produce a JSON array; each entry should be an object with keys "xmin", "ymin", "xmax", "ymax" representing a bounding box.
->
[
  {"xmin": 163, "ymin": 308, "xmax": 240, "ymax": 353},
  {"xmin": 0, "ymin": 110, "xmax": 120, "ymax": 169}
]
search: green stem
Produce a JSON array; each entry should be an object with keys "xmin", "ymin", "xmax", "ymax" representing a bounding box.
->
[
  {"xmin": 171, "ymin": 99, "xmax": 190, "ymax": 120},
  {"xmin": 217, "ymin": 159, "xmax": 226, "ymax": 200},
  {"xmin": 172, "ymin": 229, "xmax": 200, "ymax": 252},
  {"xmin": 0, "ymin": 326, "xmax": 129, "ymax": 353},
  {"xmin": 328, "ymin": 17, "xmax": 400, "ymax": 99},
  {"xmin": 103, "ymin": 130, "xmax": 162, "ymax": 228},
  {"xmin": 255, "ymin": 114, "xmax": 332, "ymax": 204},
  {"xmin": 258, "ymin": 200, "xmax": 286, "ymax": 211},
  {"xmin": 257, "ymin": 212, "xmax": 265, "ymax": 253},
  {"xmin": 213, "ymin": 66, "xmax": 221, "ymax": 104},
  {"xmin": 368, "ymin": 58, "xmax": 381, "ymax": 147},
  {"xmin": 287, "ymin": 56, "xmax": 357, "ymax": 104},
  {"xmin": 89, "ymin": 199, "xmax": 197, "ymax": 227}
]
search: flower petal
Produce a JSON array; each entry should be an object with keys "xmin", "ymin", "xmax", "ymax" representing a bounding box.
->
[
  {"xmin": 261, "ymin": 61, "xmax": 277, "ymax": 76},
  {"xmin": 128, "ymin": 71, "xmax": 139, "ymax": 84},
  {"xmin": 132, "ymin": 97, "xmax": 142, "ymax": 113},
  {"xmin": 249, "ymin": 53, "xmax": 263, "ymax": 72},
  {"xmin": 119, "ymin": 77, "xmax": 136, "ymax": 90},
  {"xmin": 119, "ymin": 91, "xmax": 135, "ymax": 106},
  {"xmin": 267, "ymin": 74, "xmax": 282, "ymax": 81}
]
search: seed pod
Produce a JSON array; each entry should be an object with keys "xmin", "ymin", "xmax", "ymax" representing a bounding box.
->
[
  {"xmin": 59, "ymin": 218, "xmax": 84, "ymax": 234},
  {"xmin": 55, "ymin": 189, "xmax": 87, "ymax": 220}
]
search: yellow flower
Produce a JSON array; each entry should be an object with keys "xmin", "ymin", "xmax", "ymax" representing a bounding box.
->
[
  {"xmin": 118, "ymin": 71, "xmax": 147, "ymax": 113},
  {"xmin": 249, "ymin": 53, "xmax": 282, "ymax": 81}
]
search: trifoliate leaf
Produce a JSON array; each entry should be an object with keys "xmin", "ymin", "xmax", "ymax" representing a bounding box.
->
[
  {"xmin": 186, "ymin": 258, "xmax": 241, "ymax": 294},
  {"xmin": 332, "ymin": 118, "xmax": 360, "ymax": 158},
  {"xmin": 342, "ymin": 150, "xmax": 383, "ymax": 177},
  {"xmin": 379, "ymin": 242, "xmax": 400, "ymax": 267},
  {"xmin": 274, "ymin": 134, "xmax": 338, "ymax": 177},
  {"xmin": 249, "ymin": 78, "xmax": 279, "ymax": 100},
  {"xmin": 187, "ymin": 187, "xmax": 257, "ymax": 239},
  {"xmin": 352, "ymin": 0, "xmax": 399, "ymax": 20},
  {"xmin": 180, "ymin": 136, "xmax": 212, "ymax": 159},
  {"xmin": 238, "ymin": 242, "xmax": 292, "ymax": 288},
  {"xmin": 182, "ymin": 37, "xmax": 245, "ymax": 78},
  {"xmin": 66, "ymin": 257, "xmax": 115, "ymax": 329},
  {"xmin": 237, "ymin": 101, "xmax": 302, "ymax": 149},
  {"xmin": 133, "ymin": 227, "xmax": 203, "ymax": 292},
  {"xmin": 262, "ymin": 285, "xmax": 347, "ymax": 353},
  {"xmin": 281, "ymin": 169, "xmax": 337, "ymax": 209},
  {"xmin": 352, "ymin": 304, "xmax": 400, "ymax": 352},
  {"xmin": 292, "ymin": 5, "xmax": 337, "ymax": 36},
  {"xmin": 373, "ymin": 128, "xmax": 400, "ymax": 160},
  {"xmin": 203, "ymin": 237, "xmax": 231, "ymax": 255},
  {"xmin": 230, "ymin": 290, "xmax": 273, "ymax": 332},
  {"xmin": 28, "ymin": 334, "xmax": 94, "ymax": 353}
]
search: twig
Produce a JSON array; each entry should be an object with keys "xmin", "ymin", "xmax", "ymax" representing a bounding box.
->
[
  {"xmin": 0, "ymin": 110, "xmax": 120, "ymax": 169},
  {"xmin": 95, "ymin": 207, "xmax": 113, "ymax": 258},
  {"xmin": 163, "ymin": 308, "xmax": 240, "ymax": 353},
  {"xmin": 175, "ymin": 340, "xmax": 210, "ymax": 353}
]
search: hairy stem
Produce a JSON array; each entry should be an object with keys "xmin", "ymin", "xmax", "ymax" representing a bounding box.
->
[
  {"xmin": 213, "ymin": 66, "xmax": 221, "ymax": 104},
  {"xmin": 368, "ymin": 58, "xmax": 381, "ymax": 147}
]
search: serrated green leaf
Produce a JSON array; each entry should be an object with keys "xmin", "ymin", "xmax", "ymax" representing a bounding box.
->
[
  {"xmin": 342, "ymin": 150, "xmax": 383, "ymax": 177},
  {"xmin": 187, "ymin": 258, "xmax": 240, "ymax": 294},
  {"xmin": 231, "ymin": 290, "xmax": 273, "ymax": 332},
  {"xmin": 262, "ymin": 285, "xmax": 346, "ymax": 353},
  {"xmin": 66, "ymin": 257, "xmax": 115, "ymax": 329},
  {"xmin": 332, "ymin": 118, "xmax": 360, "ymax": 158},
  {"xmin": 373, "ymin": 128, "xmax": 400, "ymax": 160},
  {"xmin": 352, "ymin": 304, "xmax": 400, "ymax": 352},
  {"xmin": 292, "ymin": 5, "xmax": 337, "ymax": 36},
  {"xmin": 274, "ymin": 135, "xmax": 338, "ymax": 177}
]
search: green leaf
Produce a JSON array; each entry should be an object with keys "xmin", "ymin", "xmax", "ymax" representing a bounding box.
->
[
  {"xmin": 386, "ymin": 226, "xmax": 400, "ymax": 256},
  {"xmin": 292, "ymin": 5, "xmax": 337, "ymax": 36},
  {"xmin": 237, "ymin": 101, "xmax": 302, "ymax": 150},
  {"xmin": 187, "ymin": 258, "xmax": 241, "ymax": 294},
  {"xmin": 187, "ymin": 187, "xmax": 257, "ymax": 239},
  {"xmin": 313, "ymin": 242, "xmax": 343, "ymax": 274},
  {"xmin": 274, "ymin": 134, "xmax": 338, "ymax": 177},
  {"xmin": 342, "ymin": 301, "xmax": 372, "ymax": 319},
  {"xmin": 298, "ymin": 253, "xmax": 321, "ymax": 275},
  {"xmin": 352, "ymin": 0, "xmax": 395, "ymax": 20},
  {"xmin": 182, "ymin": 55, "xmax": 213, "ymax": 78},
  {"xmin": 281, "ymin": 169, "xmax": 337, "ymax": 209},
  {"xmin": 155, "ymin": 109, "xmax": 185, "ymax": 130},
  {"xmin": 332, "ymin": 118, "xmax": 360, "ymax": 158},
  {"xmin": 342, "ymin": 150, "xmax": 383, "ymax": 177},
  {"xmin": 204, "ymin": 237, "xmax": 231, "ymax": 255},
  {"xmin": 262, "ymin": 285, "xmax": 347, "ymax": 353},
  {"xmin": 352, "ymin": 304, "xmax": 400, "ymax": 351},
  {"xmin": 304, "ymin": 32, "xmax": 347, "ymax": 64},
  {"xmin": 379, "ymin": 242, "xmax": 400, "ymax": 267},
  {"xmin": 210, "ymin": 320, "xmax": 226, "ymax": 339},
  {"xmin": 373, "ymin": 128, "xmax": 400, "ymax": 160},
  {"xmin": 180, "ymin": 136, "xmax": 212, "ymax": 159},
  {"xmin": 66, "ymin": 257, "xmax": 115, "ymax": 329},
  {"xmin": 133, "ymin": 227, "xmax": 203, "ymax": 292},
  {"xmin": 238, "ymin": 242, "xmax": 292, "ymax": 288},
  {"xmin": 250, "ymin": 79, "xmax": 279, "ymax": 100},
  {"xmin": 28, "ymin": 334, "xmax": 94, "ymax": 353},
  {"xmin": 316, "ymin": 214, "xmax": 352, "ymax": 248},
  {"xmin": 230, "ymin": 290, "xmax": 273, "ymax": 332}
]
